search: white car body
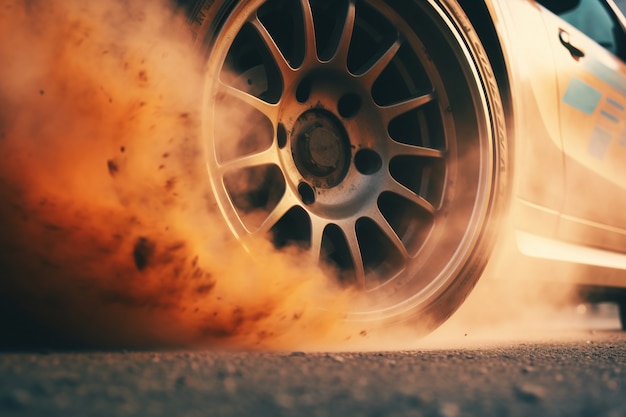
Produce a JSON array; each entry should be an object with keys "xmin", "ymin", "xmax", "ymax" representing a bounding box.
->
[{"xmin": 474, "ymin": 0, "xmax": 626, "ymax": 292}]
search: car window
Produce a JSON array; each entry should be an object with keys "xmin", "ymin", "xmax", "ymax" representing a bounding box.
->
[{"xmin": 557, "ymin": 0, "xmax": 626, "ymax": 59}]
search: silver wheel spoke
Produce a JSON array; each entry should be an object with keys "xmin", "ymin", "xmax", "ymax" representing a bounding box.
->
[
  {"xmin": 219, "ymin": 81, "xmax": 279, "ymax": 120},
  {"xmin": 299, "ymin": 0, "xmax": 318, "ymax": 65},
  {"xmin": 257, "ymin": 192, "xmax": 298, "ymax": 234},
  {"xmin": 387, "ymin": 140, "xmax": 444, "ymax": 159},
  {"xmin": 367, "ymin": 209, "xmax": 410, "ymax": 261},
  {"xmin": 385, "ymin": 174, "xmax": 436, "ymax": 215},
  {"xmin": 250, "ymin": 15, "xmax": 295, "ymax": 79},
  {"xmin": 330, "ymin": 1, "xmax": 356, "ymax": 66},
  {"xmin": 218, "ymin": 146, "xmax": 278, "ymax": 173},
  {"xmin": 343, "ymin": 222, "xmax": 366, "ymax": 287},
  {"xmin": 380, "ymin": 92, "xmax": 435, "ymax": 123},
  {"xmin": 309, "ymin": 217, "xmax": 325, "ymax": 263},
  {"xmin": 358, "ymin": 37, "xmax": 402, "ymax": 87}
]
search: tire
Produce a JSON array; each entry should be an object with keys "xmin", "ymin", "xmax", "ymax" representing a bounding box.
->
[
  {"xmin": 189, "ymin": 0, "xmax": 509, "ymax": 331},
  {"xmin": 619, "ymin": 301, "xmax": 626, "ymax": 331}
]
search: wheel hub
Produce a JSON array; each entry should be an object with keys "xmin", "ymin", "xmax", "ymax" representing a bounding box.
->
[{"xmin": 292, "ymin": 109, "xmax": 351, "ymax": 188}]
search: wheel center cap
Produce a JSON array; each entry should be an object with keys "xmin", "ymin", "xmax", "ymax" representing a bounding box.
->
[
  {"xmin": 292, "ymin": 109, "xmax": 350, "ymax": 188},
  {"xmin": 308, "ymin": 127, "xmax": 340, "ymax": 173}
]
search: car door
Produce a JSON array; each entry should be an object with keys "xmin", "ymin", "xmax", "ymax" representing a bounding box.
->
[{"xmin": 539, "ymin": 0, "xmax": 626, "ymax": 253}]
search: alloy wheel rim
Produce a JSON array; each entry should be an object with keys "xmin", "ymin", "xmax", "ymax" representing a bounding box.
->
[{"xmin": 203, "ymin": 0, "xmax": 494, "ymax": 315}]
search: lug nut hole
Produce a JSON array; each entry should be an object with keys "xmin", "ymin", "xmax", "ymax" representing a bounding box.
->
[
  {"xmin": 338, "ymin": 93, "xmax": 362, "ymax": 118},
  {"xmin": 354, "ymin": 148, "xmax": 382, "ymax": 175},
  {"xmin": 296, "ymin": 78, "xmax": 312, "ymax": 103},
  {"xmin": 298, "ymin": 182, "xmax": 316, "ymax": 205}
]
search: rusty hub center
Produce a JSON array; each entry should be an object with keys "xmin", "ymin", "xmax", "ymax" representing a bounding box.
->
[{"xmin": 292, "ymin": 109, "xmax": 351, "ymax": 188}]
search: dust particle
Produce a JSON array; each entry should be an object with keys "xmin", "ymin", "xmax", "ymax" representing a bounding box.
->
[
  {"xmin": 107, "ymin": 160, "xmax": 119, "ymax": 176},
  {"xmin": 196, "ymin": 283, "xmax": 215, "ymax": 295},
  {"xmin": 133, "ymin": 237, "xmax": 156, "ymax": 271},
  {"xmin": 514, "ymin": 384, "xmax": 546, "ymax": 403}
]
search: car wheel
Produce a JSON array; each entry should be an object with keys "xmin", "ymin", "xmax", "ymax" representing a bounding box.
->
[
  {"xmin": 192, "ymin": 0, "xmax": 509, "ymax": 330},
  {"xmin": 619, "ymin": 301, "xmax": 626, "ymax": 331}
]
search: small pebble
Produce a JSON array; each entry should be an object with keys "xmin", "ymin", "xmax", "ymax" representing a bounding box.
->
[{"xmin": 514, "ymin": 383, "xmax": 546, "ymax": 403}]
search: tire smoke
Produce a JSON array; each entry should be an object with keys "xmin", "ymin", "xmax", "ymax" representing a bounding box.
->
[
  {"xmin": 0, "ymin": 0, "xmax": 351, "ymax": 349},
  {"xmin": 0, "ymin": 0, "xmax": 610, "ymax": 352}
]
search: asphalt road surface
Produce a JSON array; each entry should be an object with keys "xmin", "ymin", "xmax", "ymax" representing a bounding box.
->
[{"xmin": 1, "ymin": 306, "xmax": 625, "ymax": 417}]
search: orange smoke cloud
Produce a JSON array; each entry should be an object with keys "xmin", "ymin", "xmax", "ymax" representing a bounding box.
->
[
  {"xmin": 0, "ymin": 0, "xmax": 352, "ymax": 349},
  {"xmin": 0, "ymin": 0, "xmax": 601, "ymax": 352}
]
